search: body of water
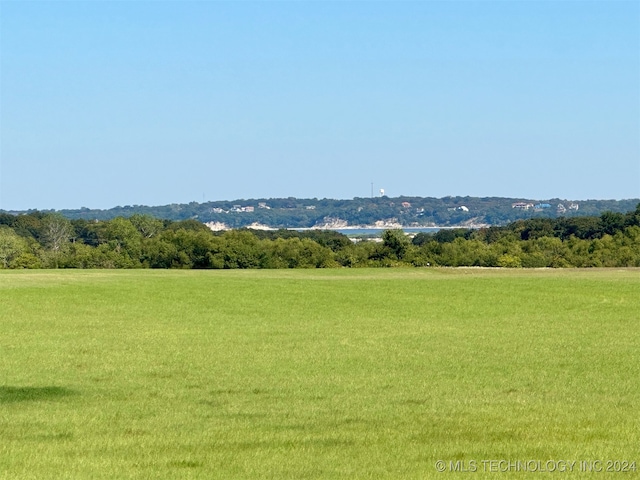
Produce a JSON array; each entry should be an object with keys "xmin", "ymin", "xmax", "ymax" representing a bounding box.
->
[{"xmin": 334, "ymin": 227, "xmax": 442, "ymax": 236}]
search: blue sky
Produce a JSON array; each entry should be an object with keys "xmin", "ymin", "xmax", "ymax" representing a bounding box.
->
[{"xmin": 1, "ymin": 0, "xmax": 638, "ymax": 210}]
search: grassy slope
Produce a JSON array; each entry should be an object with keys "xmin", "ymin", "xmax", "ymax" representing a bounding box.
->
[{"xmin": 0, "ymin": 269, "xmax": 638, "ymax": 479}]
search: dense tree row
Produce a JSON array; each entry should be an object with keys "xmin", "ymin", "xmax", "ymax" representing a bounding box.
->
[
  {"xmin": 0, "ymin": 205, "xmax": 639, "ymax": 269},
  {"xmin": 12, "ymin": 196, "xmax": 638, "ymax": 228}
]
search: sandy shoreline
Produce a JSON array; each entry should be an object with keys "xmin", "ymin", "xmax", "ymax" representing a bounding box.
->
[{"xmin": 205, "ymin": 221, "xmax": 487, "ymax": 233}]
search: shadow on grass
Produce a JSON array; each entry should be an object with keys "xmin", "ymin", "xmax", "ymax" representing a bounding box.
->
[{"xmin": 0, "ymin": 386, "xmax": 76, "ymax": 404}]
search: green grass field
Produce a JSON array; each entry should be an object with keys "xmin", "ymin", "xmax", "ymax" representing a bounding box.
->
[{"xmin": 1, "ymin": 268, "xmax": 639, "ymax": 479}]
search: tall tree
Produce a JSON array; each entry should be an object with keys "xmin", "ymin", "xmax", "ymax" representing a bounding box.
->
[
  {"xmin": 130, "ymin": 214, "xmax": 163, "ymax": 238},
  {"xmin": 382, "ymin": 229, "xmax": 410, "ymax": 260},
  {"xmin": 0, "ymin": 227, "xmax": 27, "ymax": 268},
  {"xmin": 42, "ymin": 213, "xmax": 73, "ymax": 253}
]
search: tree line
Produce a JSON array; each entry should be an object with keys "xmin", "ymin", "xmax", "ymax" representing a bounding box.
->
[
  {"xmin": 20, "ymin": 196, "xmax": 639, "ymax": 228},
  {"xmin": 0, "ymin": 205, "xmax": 639, "ymax": 269}
]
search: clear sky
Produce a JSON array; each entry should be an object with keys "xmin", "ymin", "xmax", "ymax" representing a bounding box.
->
[{"xmin": 1, "ymin": 0, "xmax": 638, "ymax": 210}]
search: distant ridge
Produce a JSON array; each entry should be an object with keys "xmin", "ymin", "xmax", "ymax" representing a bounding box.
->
[{"xmin": 5, "ymin": 196, "xmax": 639, "ymax": 229}]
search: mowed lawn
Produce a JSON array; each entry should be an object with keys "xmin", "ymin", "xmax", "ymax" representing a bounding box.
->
[{"xmin": 0, "ymin": 268, "xmax": 638, "ymax": 479}]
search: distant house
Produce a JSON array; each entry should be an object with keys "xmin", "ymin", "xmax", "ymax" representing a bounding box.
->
[
  {"xmin": 401, "ymin": 202, "xmax": 411, "ymax": 208},
  {"xmin": 569, "ymin": 203, "xmax": 579, "ymax": 211},
  {"xmin": 512, "ymin": 202, "xmax": 534, "ymax": 210},
  {"xmin": 557, "ymin": 204, "xmax": 567, "ymax": 214},
  {"xmin": 258, "ymin": 202, "xmax": 270, "ymax": 209},
  {"xmin": 457, "ymin": 205, "xmax": 469, "ymax": 212},
  {"xmin": 534, "ymin": 203, "xmax": 551, "ymax": 209},
  {"xmin": 305, "ymin": 205, "xmax": 316, "ymax": 210},
  {"xmin": 231, "ymin": 205, "xmax": 254, "ymax": 212}
]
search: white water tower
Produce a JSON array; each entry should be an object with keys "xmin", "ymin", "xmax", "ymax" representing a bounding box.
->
[{"xmin": 379, "ymin": 188, "xmax": 385, "ymax": 197}]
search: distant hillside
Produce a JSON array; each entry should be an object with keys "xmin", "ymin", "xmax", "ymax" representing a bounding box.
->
[{"xmin": 7, "ymin": 196, "xmax": 639, "ymax": 229}]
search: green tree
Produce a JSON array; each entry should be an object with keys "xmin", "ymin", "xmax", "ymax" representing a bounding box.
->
[
  {"xmin": 411, "ymin": 232, "xmax": 433, "ymax": 246},
  {"xmin": 130, "ymin": 214, "xmax": 163, "ymax": 238},
  {"xmin": 381, "ymin": 229, "xmax": 410, "ymax": 260},
  {"xmin": 497, "ymin": 254, "xmax": 522, "ymax": 268},
  {"xmin": 143, "ymin": 236, "xmax": 182, "ymax": 268},
  {"xmin": 439, "ymin": 237, "xmax": 493, "ymax": 266},
  {"xmin": 532, "ymin": 236, "xmax": 571, "ymax": 267},
  {"xmin": 600, "ymin": 211, "xmax": 626, "ymax": 236},
  {"xmin": 263, "ymin": 237, "xmax": 337, "ymax": 268},
  {"xmin": 103, "ymin": 217, "xmax": 143, "ymax": 263},
  {"xmin": 218, "ymin": 230, "xmax": 262, "ymax": 269},
  {"xmin": 0, "ymin": 227, "xmax": 28, "ymax": 268},
  {"xmin": 12, "ymin": 212, "xmax": 45, "ymax": 240}
]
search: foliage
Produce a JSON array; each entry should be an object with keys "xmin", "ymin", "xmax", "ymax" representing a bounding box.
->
[
  {"xmin": 0, "ymin": 227, "xmax": 32, "ymax": 268},
  {"xmin": 0, "ymin": 205, "xmax": 638, "ymax": 269},
  {"xmin": 8, "ymin": 196, "xmax": 638, "ymax": 229}
]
